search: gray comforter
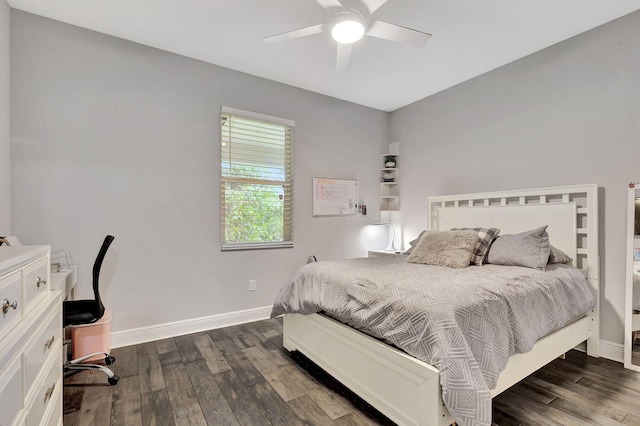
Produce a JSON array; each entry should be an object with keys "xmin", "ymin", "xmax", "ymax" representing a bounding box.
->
[{"xmin": 271, "ymin": 256, "xmax": 596, "ymax": 426}]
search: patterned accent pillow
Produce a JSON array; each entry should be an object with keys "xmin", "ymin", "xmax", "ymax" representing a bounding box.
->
[
  {"xmin": 450, "ymin": 227, "xmax": 501, "ymax": 266},
  {"xmin": 486, "ymin": 225, "xmax": 550, "ymax": 270},
  {"xmin": 548, "ymin": 245, "xmax": 572, "ymax": 264},
  {"xmin": 406, "ymin": 230, "xmax": 478, "ymax": 269}
]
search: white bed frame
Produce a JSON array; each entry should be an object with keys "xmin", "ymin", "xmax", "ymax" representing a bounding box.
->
[{"xmin": 283, "ymin": 184, "xmax": 600, "ymax": 426}]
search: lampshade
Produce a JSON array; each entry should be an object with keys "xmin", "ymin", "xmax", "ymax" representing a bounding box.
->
[{"xmin": 331, "ymin": 20, "xmax": 365, "ymax": 44}]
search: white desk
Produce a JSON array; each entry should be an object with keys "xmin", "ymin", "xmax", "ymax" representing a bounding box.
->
[{"xmin": 51, "ymin": 266, "xmax": 77, "ymax": 300}]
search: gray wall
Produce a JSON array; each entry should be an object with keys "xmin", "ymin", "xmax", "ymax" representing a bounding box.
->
[
  {"xmin": 390, "ymin": 10, "xmax": 640, "ymax": 345},
  {"xmin": 10, "ymin": 11, "xmax": 389, "ymax": 332},
  {"xmin": 12, "ymin": 6, "xmax": 636, "ymax": 346},
  {"xmin": 0, "ymin": 0, "xmax": 9, "ymax": 234}
]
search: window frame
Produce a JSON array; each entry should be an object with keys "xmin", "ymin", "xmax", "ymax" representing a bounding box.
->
[{"xmin": 220, "ymin": 107, "xmax": 294, "ymax": 251}]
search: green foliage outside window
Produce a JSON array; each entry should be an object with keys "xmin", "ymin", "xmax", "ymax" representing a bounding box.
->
[{"xmin": 224, "ymin": 182, "xmax": 285, "ymax": 243}]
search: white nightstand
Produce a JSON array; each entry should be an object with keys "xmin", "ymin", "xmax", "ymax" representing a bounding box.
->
[{"xmin": 368, "ymin": 249, "xmax": 407, "ymax": 257}]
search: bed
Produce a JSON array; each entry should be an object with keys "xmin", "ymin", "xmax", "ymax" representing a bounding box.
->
[{"xmin": 275, "ymin": 184, "xmax": 599, "ymax": 426}]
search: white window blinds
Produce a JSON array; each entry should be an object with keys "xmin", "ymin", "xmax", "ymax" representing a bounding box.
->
[{"xmin": 220, "ymin": 107, "xmax": 294, "ymax": 250}]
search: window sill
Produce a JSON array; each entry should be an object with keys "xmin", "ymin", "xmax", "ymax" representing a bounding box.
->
[{"xmin": 221, "ymin": 242, "xmax": 294, "ymax": 252}]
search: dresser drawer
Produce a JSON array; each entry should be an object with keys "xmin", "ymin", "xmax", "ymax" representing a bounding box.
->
[
  {"xmin": 0, "ymin": 271, "xmax": 23, "ymax": 339},
  {"xmin": 25, "ymin": 354, "xmax": 60, "ymax": 426},
  {"xmin": 1, "ymin": 247, "xmax": 59, "ymax": 426},
  {"xmin": 24, "ymin": 308, "xmax": 62, "ymax": 397},
  {"xmin": 0, "ymin": 355, "xmax": 23, "ymax": 426},
  {"xmin": 42, "ymin": 377, "xmax": 62, "ymax": 426},
  {"xmin": 24, "ymin": 258, "xmax": 49, "ymax": 311}
]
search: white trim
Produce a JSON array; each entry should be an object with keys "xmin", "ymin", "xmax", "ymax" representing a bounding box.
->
[
  {"xmin": 221, "ymin": 106, "xmax": 295, "ymax": 127},
  {"xmin": 108, "ymin": 311, "xmax": 624, "ymax": 364},
  {"xmin": 110, "ymin": 305, "xmax": 272, "ymax": 348},
  {"xmin": 425, "ymin": 183, "xmax": 597, "ymax": 204},
  {"xmin": 624, "ymin": 185, "xmax": 640, "ymax": 372},
  {"xmin": 221, "ymin": 241, "xmax": 294, "ymax": 251},
  {"xmin": 563, "ymin": 339, "xmax": 622, "ymax": 363},
  {"xmin": 599, "ymin": 339, "xmax": 624, "ymax": 363}
]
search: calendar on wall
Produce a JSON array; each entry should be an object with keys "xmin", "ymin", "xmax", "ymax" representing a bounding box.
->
[{"xmin": 312, "ymin": 177, "xmax": 359, "ymax": 216}]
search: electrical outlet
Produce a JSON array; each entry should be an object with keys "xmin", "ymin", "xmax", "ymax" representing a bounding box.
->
[{"xmin": 249, "ymin": 280, "xmax": 256, "ymax": 291}]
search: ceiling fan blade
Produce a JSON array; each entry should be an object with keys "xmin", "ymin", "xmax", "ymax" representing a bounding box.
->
[
  {"xmin": 262, "ymin": 24, "xmax": 326, "ymax": 44},
  {"xmin": 359, "ymin": 0, "xmax": 388, "ymax": 14},
  {"xmin": 316, "ymin": 0, "xmax": 344, "ymax": 11},
  {"xmin": 367, "ymin": 20, "xmax": 431, "ymax": 47},
  {"xmin": 336, "ymin": 43, "xmax": 352, "ymax": 72}
]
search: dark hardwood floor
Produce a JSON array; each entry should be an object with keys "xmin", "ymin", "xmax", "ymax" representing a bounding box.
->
[{"xmin": 64, "ymin": 318, "xmax": 640, "ymax": 426}]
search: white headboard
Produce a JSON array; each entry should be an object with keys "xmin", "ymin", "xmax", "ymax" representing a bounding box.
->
[{"xmin": 426, "ymin": 184, "xmax": 598, "ymax": 280}]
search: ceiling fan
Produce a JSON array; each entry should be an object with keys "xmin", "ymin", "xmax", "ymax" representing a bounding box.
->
[{"xmin": 262, "ymin": 0, "xmax": 431, "ymax": 72}]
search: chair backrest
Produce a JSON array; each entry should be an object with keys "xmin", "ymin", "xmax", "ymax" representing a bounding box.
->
[{"xmin": 93, "ymin": 235, "xmax": 115, "ymax": 319}]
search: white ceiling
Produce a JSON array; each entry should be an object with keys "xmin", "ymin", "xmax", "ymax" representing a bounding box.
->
[{"xmin": 8, "ymin": 0, "xmax": 640, "ymax": 111}]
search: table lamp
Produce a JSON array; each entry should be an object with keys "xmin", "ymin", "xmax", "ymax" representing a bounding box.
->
[{"xmin": 375, "ymin": 223, "xmax": 395, "ymax": 251}]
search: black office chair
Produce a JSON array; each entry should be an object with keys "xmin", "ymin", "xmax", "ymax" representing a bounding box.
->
[{"xmin": 63, "ymin": 235, "xmax": 119, "ymax": 385}]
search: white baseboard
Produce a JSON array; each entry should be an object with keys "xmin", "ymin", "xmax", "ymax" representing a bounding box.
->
[
  {"xmin": 562, "ymin": 340, "xmax": 623, "ymax": 363},
  {"xmin": 598, "ymin": 339, "xmax": 623, "ymax": 363},
  {"xmin": 111, "ymin": 311, "xmax": 626, "ymax": 366},
  {"xmin": 110, "ymin": 305, "xmax": 273, "ymax": 348}
]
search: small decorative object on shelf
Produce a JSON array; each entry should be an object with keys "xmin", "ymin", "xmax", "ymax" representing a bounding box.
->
[
  {"xmin": 383, "ymin": 155, "xmax": 397, "ymax": 169},
  {"xmin": 382, "ymin": 173, "xmax": 395, "ymax": 182}
]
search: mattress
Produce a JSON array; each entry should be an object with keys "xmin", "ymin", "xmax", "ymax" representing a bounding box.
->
[{"xmin": 271, "ymin": 256, "xmax": 596, "ymax": 426}]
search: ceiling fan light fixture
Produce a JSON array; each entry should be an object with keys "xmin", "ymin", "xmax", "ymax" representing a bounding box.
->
[{"xmin": 331, "ymin": 20, "xmax": 365, "ymax": 44}]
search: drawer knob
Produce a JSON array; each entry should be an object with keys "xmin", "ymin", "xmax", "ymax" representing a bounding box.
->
[
  {"xmin": 45, "ymin": 335, "xmax": 55, "ymax": 350},
  {"xmin": 36, "ymin": 276, "xmax": 47, "ymax": 288},
  {"xmin": 45, "ymin": 382, "xmax": 56, "ymax": 401},
  {"xmin": 2, "ymin": 298, "xmax": 18, "ymax": 314}
]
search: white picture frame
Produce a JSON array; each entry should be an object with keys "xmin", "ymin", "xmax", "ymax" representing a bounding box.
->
[{"xmin": 312, "ymin": 177, "xmax": 359, "ymax": 216}]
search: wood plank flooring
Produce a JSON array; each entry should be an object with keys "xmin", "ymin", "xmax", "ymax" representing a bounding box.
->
[{"xmin": 64, "ymin": 318, "xmax": 640, "ymax": 425}]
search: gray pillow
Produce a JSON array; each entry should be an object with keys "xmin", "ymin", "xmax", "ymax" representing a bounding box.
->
[
  {"xmin": 404, "ymin": 230, "xmax": 426, "ymax": 255},
  {"xmin": 406, "ymin": 230, "xmax": 478, "ymax": 269},
  {"xmin": 487, "ymin": 226, "xmax": 550, "ymax": 270},
  {"xmin": 548, "ymin": 245, "xmax": 572, "ymax": 264},
  {"xmin": 450, "ymin": 227, "xmax": 500, "ymax": 266}
]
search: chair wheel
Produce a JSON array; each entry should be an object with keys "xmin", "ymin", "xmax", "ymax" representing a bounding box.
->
[
  {"xmin": 105, "ymin": 356, "xmax": 116, "ymax": 365},
  {"xmin": 108, "ymin": 375, "xmax": 120, "ymax": 385}
]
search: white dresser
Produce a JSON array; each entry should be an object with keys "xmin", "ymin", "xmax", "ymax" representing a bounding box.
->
[{"xmin": 0, "ymin": 246, "xmax": 63, "ymax": 426}]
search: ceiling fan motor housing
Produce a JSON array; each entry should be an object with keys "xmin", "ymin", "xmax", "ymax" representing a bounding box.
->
[{"xmin": 331, "ymin": 10, "xmax": 366, "ymax": 44}]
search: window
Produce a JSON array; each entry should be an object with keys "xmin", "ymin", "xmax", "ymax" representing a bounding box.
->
[{"xmin": 220, "ymin": 107, "xmax": 294, "ymax": 250}]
